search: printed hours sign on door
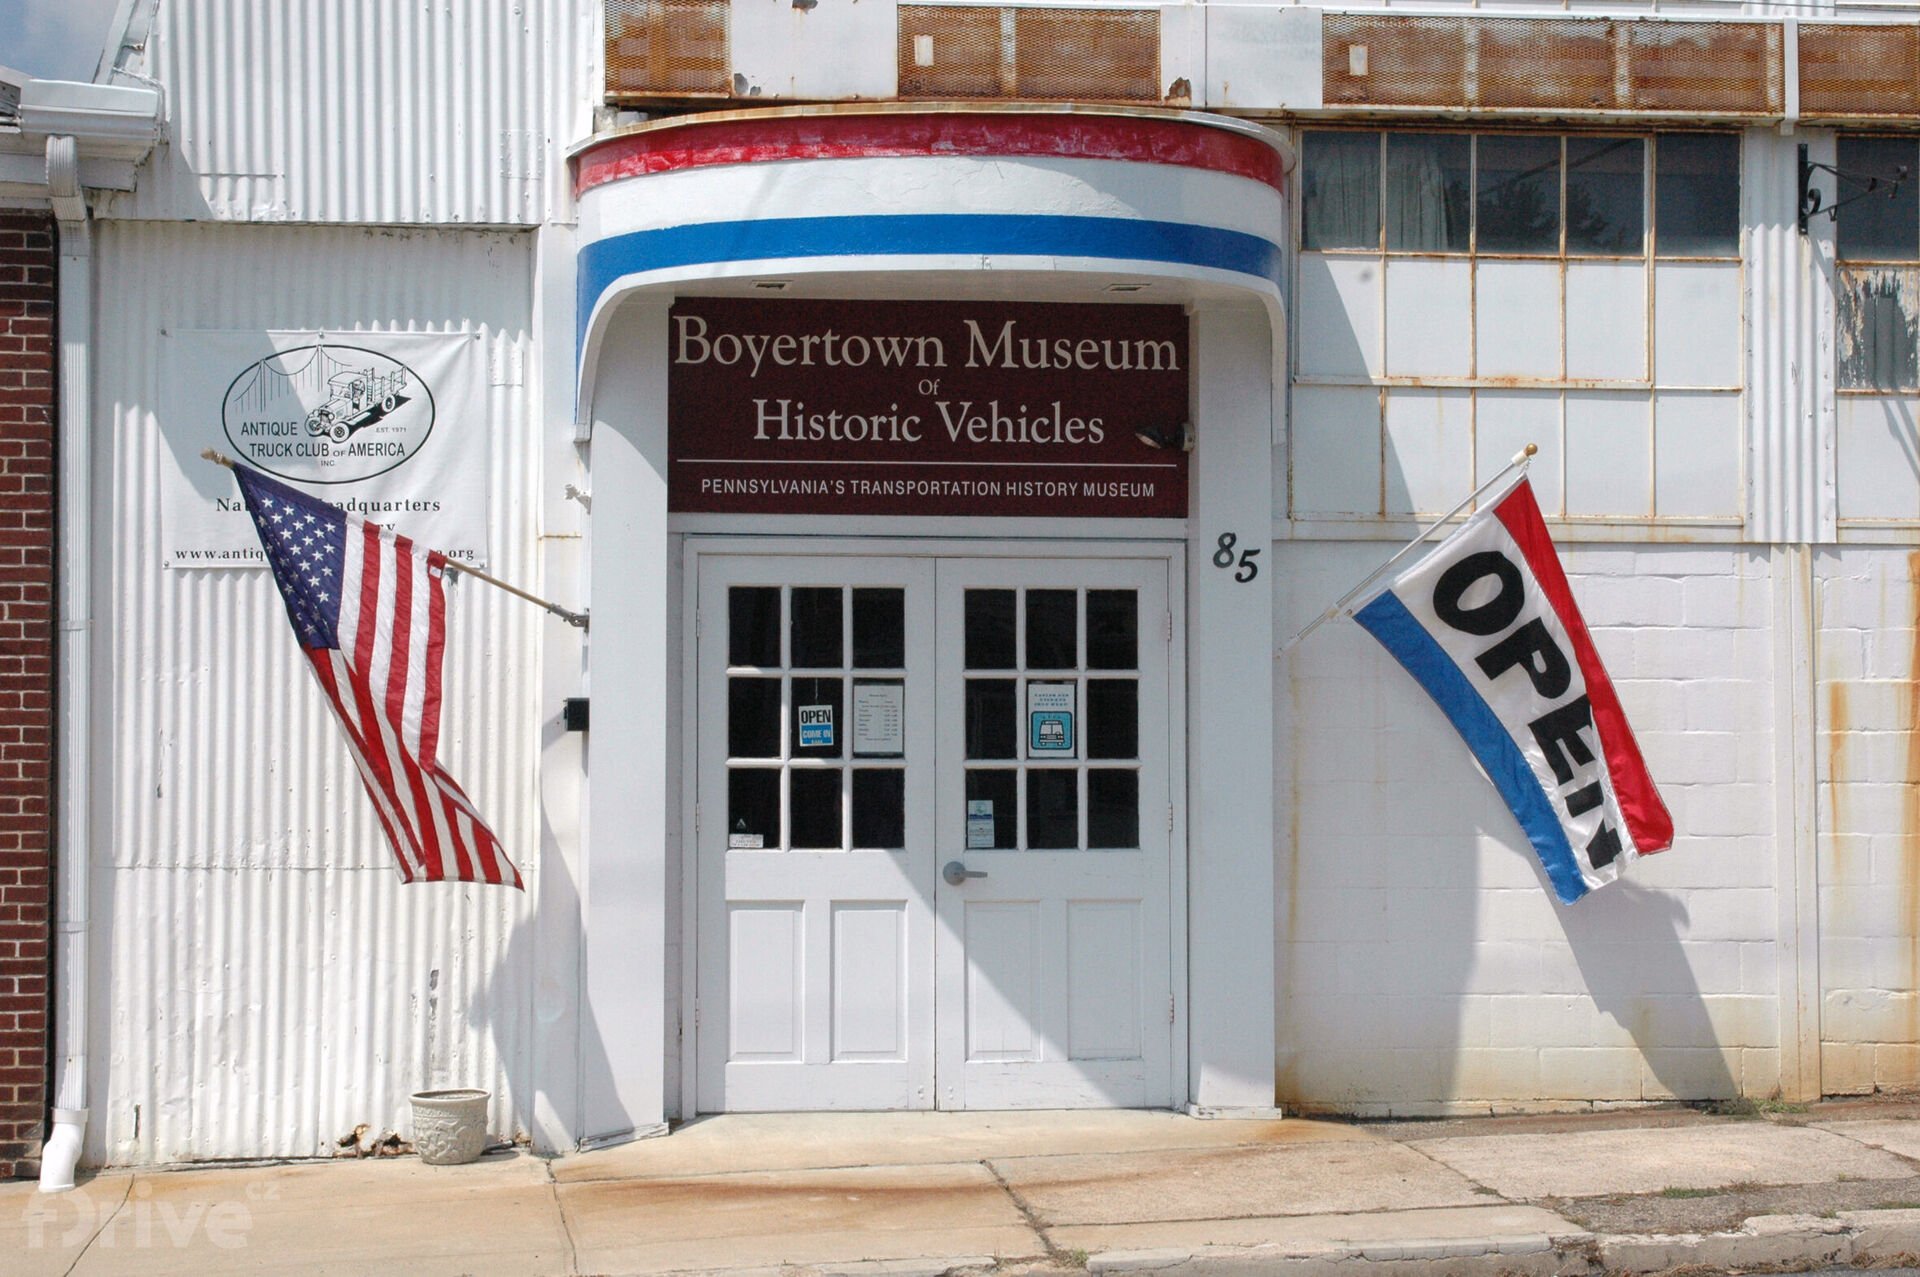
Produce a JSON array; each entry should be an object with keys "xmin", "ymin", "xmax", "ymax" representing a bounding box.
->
[{"xmin": 666, "ymin": 299, "xmax": 1189, "ymax": 519}]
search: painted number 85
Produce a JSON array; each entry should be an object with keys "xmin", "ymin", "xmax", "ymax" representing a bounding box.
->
[{"xmin": 1211, "ymin": 532, "xmax": 1260, "ymax": 584}]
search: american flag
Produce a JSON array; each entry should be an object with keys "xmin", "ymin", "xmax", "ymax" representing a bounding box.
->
[{"xmin": 234, "ymin": 464, "xmax": 523, "ymax": 888}]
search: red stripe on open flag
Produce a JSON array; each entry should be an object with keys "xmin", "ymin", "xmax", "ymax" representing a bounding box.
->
[{"xmin": 233, "ymin": 463, "xmax": 523, "ymax": 889}]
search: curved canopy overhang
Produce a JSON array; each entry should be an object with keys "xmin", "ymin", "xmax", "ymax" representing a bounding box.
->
[{"xmin": 570, "ymin": 103, "xmax": 1293, "ymax": 417}]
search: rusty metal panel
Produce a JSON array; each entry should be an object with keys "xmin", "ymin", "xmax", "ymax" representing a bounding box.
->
[
  {"xmin": 606, "ymin": 0, "xmax": 731, "ymax": 99},
  {"xmin": 896, "ymin": 4, "xmax": 1158, "ymax": 102},
  {"xmin": 1321, "ymin": 13, "xmax": 1783, "ymax": 118},
  {"xmin": 1014, "ymin": 8, "xmax": 1158, "ymax": 102},
  {"xmin": 1801, "ymin": 24, "xmax": 1920, "ymax": 120},
  {"xmin": 1838, "ymin": 266, "xmax": 1920, "ymax": 393},
  {"xmin": 89, "ymin": 221, "xmax": 542, "ymax": 1164},
  {"xmin": 898, "ymin": 5, "xmax": 1006, "ymax": 98},
  {"xmin": 1478, "ymin": 19, "xmax": 1617, "ymax": 112},
  {"xmin": 1626, "ymin": 21, "xmax": 1781, "ymax": 115},
  {"xmin": 1323, "ymin": 14, "xmax": 1469, "ymax": 109}
]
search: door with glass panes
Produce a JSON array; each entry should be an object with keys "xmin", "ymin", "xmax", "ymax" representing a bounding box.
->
[{"xmin": 695, "ymin": 552, "xmax": 1173, "ymax": 1112}]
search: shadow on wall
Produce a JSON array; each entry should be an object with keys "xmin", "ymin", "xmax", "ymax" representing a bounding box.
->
[
  {"xmin": 474, "ymin": 709, "xmax": 633, "ymax": 1153},
  {"xmin": 1275, "ymin": 467, "xmax": 1738, "ymax": 1110},
  {"xmin": 1558, "ymin": 881, "xmax": 1739, "ymax": 1101}
]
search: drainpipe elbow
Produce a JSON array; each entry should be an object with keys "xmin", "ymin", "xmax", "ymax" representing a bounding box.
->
[{"xmin": 38, "ymin": 1108, "xmax": 86, "ymax": 1193}]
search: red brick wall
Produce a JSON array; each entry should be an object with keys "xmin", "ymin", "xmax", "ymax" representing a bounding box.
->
[{"xmin": 0, "ymin": 212, "xmax": 55, "ymax": 1179}]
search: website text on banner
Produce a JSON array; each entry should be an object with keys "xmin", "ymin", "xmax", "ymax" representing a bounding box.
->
[
  {"xmin": 1351, "ymin": 476, "xmax": 1673, "ymax": 905},
  {"xmin": 232, "ymin": 463, "xmax": 524, "ymax": 889}
]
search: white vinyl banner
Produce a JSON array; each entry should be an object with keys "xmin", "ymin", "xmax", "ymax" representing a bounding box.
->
[{"xmin": 160, "ymin": 331, "xmax": 491, "ymax": 568}]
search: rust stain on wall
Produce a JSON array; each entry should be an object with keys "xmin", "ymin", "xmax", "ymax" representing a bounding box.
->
[
  {"xmin": 1904, "ymin": 553, "xmax": 1920, "ymax": 1044},
  {"xmin": 1277, "ymin": 670, "xmax": 1303, "ymax": 1109},
  {"xmin": 1828, "ymin": 680, "xmax": 1849, "ymax": 831}
]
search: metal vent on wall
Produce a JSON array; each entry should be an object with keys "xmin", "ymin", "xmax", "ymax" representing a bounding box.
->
[
  {"xmin": 898, "ymin": 5, "xmax": 1160, "ymax": 103},
  {"xmin": 1323, "ymin": 14, "xmax": 1782, "ymax": 117},
  {"xmin": 1800, "ymin": 24, "xmax": 1920, "ymax": 120},
  {"xmin": 606, "ymin": 0, "xmax": 730, "ymax": 98}
]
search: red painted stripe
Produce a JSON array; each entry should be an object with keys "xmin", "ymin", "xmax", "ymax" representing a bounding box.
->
[
  {"xmin": 310, "ymin": 652, "xmax": 416, "ymax": 883},
  {"xmin": 353, "ymin": 528, "xmax": 446, "ymax": 881},
  {"xmin": 386, "ymin": 537, "xmax": 414, "ymax": 743},
  {"xmin": 435, "ymin": 785, "xmax": 478, "ymax": 883},
  {"xmin": 575, "ymin": 113, "xmax": 1284, "ymax": 199},
  {"xmin": 1492, "ymin": 480, "xmax": 1674, "ymax": 855},
  {"xmin": 382, "ymin": 539, "xmax": 459, "ymax": 884},
  {"xmin": 420, "ymin": 551, "xmax": 447, "ymax": 766}
]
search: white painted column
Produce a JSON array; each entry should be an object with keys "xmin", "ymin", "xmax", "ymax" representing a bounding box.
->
[
  {"xmin": 529, "ymin": 222, "xmax": 589, "ymax": 1152},
  {"xmin": 1185, "ymin": 301, "xmax": 1278, "ymax": 1112},
  {"xmin": 581, "ymin": 298, "xmax": 671, "ymax": 1144}
]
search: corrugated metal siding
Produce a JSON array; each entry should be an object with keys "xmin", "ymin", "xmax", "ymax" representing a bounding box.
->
[
  {"xmin": 91, "ymin": 222, "xmax": 541, "ymax": 1164},
  {"xmin": 103, "ymin": 0, "xmax": 594, "ymax": 227},
  {"xmin": 1745, "ymin": 130, "xmax": 1836, "ymax": 545}
]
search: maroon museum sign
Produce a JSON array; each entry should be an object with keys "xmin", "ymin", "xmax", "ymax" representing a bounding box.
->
[{"xmin": 666, "ymin": 298, "xmax": 1189, "ymax": 518}]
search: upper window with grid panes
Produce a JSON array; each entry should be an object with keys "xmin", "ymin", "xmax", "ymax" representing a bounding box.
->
[
  {"xmin": 1300, "ymin": 131, "xmax": 1739, "ymax": 260},
  {"xmin": 1834, "ymin": 135, "xmax": 1920, "ymax": 393},
  {"xmin": 1292, "ymin": 131, "xmax": 1743, "ymax": 522}
]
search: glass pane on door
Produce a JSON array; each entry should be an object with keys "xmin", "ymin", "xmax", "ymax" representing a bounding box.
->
[
  {"xmin": 956, "ymin": 585, "xmax": 1140, "ymax": 852},
  {"xmin": 725, "ymin": 584, "xmax": 915, "ymax": 854}
]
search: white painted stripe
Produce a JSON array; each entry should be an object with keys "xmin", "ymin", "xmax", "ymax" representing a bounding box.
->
[
  {"xmin": 400, "ymin": 539, "xmax": 431, "ymax": 758},
  {"xmin": 319, "ymin": 651, "xmax": 424, "ymax": 878},
  {"xmin": 336, "ymin": 513, "xmax": 366, "ymax": 645},
  {"xmin": 579, "ymin": 156, "xmax": 1286, "ymax": 246}
]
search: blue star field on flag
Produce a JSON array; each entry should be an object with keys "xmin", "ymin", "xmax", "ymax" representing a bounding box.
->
[{"xmin": 236, "ymin": 467, "xmax": 346, "ymax": 651}]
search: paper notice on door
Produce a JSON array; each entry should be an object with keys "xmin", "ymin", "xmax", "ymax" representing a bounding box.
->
[
  {"xmin": 852, "ymin": 680, "xmax": 905, "ymax": 757},
  {"xmin": 966, "ymin": 799, "xmax": 995, "ymax": 849},
  {"xmin": 1027, "ymin": 681, "xmax": 1077, "ymax": 758}
]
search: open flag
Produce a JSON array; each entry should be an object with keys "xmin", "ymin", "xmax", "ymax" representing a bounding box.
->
[
  {"xmin": 234, "ymin": 463, "xmax": 523, "ymax": 889},
  {"xmin": 1351, "ymin": 475, "xmax": 1671, "ymax": 904}
]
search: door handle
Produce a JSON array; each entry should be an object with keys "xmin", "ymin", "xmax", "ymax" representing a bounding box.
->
[{"xmin": 943, "ymin": 860, "xmax": 988, "ymax": 886}]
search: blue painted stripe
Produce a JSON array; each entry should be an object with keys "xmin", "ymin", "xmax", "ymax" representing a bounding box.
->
[
  {"xmin": 576, "ymin": 213, "xmax": 1284, "ymax": 357},
  {"xmin": 1354, "ymin": 590, "xmax": 1588, "ymax": 906}
]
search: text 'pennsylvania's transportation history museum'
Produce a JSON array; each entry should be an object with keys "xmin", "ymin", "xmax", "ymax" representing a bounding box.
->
[{"xmin": 667, "ymin": 299, "xmax": 1189, "ymax": 518}]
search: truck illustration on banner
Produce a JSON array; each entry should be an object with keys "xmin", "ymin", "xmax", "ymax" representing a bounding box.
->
[{"xmin": 305, "ymin": 366, "xmax": 410, "ymax": 443}]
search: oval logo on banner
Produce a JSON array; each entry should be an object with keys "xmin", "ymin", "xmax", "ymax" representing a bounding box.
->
[{"xmin": 221, "ymin": 344, "xmax": 435, "ymax": 484}]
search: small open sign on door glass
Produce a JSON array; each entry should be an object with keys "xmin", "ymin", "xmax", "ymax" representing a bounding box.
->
[{"xmin": 797, "ymin": 704, "xmax": 834, "ymax": 749}]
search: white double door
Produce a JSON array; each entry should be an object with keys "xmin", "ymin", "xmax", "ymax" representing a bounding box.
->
[{"xmin": 694, "ymin": 550, "xmax": 1176, "ymax": 1111}]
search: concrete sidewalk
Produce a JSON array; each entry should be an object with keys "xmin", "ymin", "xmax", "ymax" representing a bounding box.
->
[{"xmin": 12, "ymin": 1100, "xmax": 1920, "ymax": 1275}]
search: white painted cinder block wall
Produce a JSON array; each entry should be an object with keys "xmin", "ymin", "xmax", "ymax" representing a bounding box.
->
[
  {"xmin": 1817, "ymin": 547, "xmax": 1920, "ymax": 1094},
  {"xmin": 1275, "ymin": 542, "xmax": 1784, "ymax": 1112}
]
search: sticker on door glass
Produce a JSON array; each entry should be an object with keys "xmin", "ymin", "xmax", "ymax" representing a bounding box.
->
[
  {"xmin": 797, "ymin": 704, "xmax": 835, "ymax": 749},
  {"xmin": 1027, "ymin": 681, "xmax": 1077, "ymax": 758},
  {"xmin": 852, "ymin": 680, "xmax": 904, "ymax": 757},
  {"xmin": 966, "ymin": 799, "xmax": 996, "ymax": 850},
  {"xmin": 729, "ymin": 819, "xmax": 764, "ymax": 850}
]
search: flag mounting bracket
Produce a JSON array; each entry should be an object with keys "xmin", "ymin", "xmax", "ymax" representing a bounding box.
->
[{"xmin": 200, "ymin": 448, "xmax": 590, "ymax": 629}]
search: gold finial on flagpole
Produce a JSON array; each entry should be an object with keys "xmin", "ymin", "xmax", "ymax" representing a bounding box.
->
[{"xmin": 200, "ymin": 447, "xmax": 236, "ymax": 469}]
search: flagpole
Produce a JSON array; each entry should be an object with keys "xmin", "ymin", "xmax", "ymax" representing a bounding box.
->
[
  {"xmin": 201, "ymin": 448, "xmax": 590, "ymax": 629},
  {"xmin": 1275, "ymin": 443, "xmax": 1536, "ymax": 658}
]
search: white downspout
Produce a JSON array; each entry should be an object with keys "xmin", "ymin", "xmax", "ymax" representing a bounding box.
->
[{"xmin": 39, "ymin": 134, "xmax": 90, "ymax": 1193}]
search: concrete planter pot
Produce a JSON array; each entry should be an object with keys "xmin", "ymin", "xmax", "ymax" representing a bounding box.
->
[{"xmin": 409, "ymin": 1088, "xmax": 490, "ymax": 1165}]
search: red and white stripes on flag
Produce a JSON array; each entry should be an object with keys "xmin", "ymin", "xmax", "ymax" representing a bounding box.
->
[
  {"xmin": 311, "ymin": 521, "xmax": 522, "ymax": 888},
  {"xmin": 234, "ymin": 462, "xmax": 522, "ymax": 889}
]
